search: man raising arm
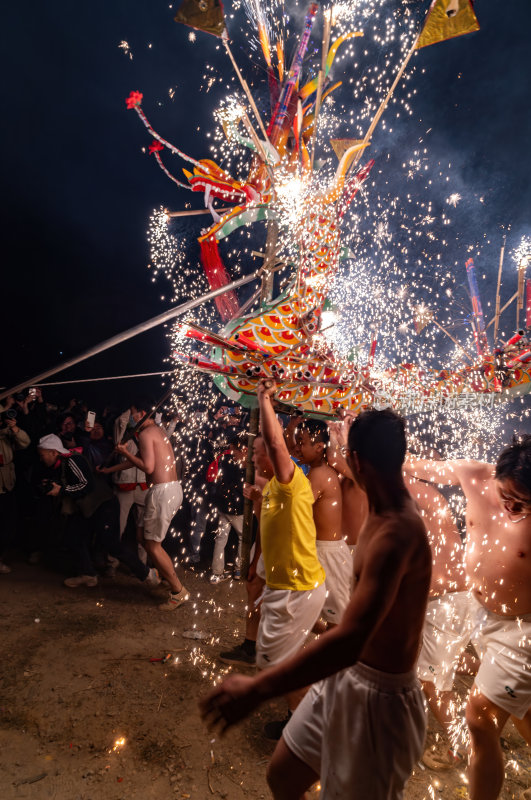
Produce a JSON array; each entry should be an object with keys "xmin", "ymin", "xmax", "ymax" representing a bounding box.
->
[{"xmin": 201, "ymin": 408, "xmax": 431, "ymax": 800}]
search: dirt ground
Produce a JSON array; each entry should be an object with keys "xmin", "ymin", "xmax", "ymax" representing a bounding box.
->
[{"xmin": 1, "ymin": 561, "xmax": 529, "ymax": 800}]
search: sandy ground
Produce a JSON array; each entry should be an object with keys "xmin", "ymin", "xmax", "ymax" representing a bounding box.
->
[{"xmin": 0, "ymin": 561, "xmax": 529, "ymax": 800}]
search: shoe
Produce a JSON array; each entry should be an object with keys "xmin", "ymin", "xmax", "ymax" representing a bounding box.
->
[
  {"xmin": 0, "ymin": 561, "xmax": 11, "ymax": 574},
  {"xmin": 422, "ymin": 743, "xmax": 466, "ymax": 770},
  {"xmin": 64, "ymin": 575, "xmax": 98, "ymax": 588},
  {"xmin": 209, "ymin": 572, "xmax": 231, "ymax": 585},
  {"xmin": 144, "ymin": 567, "xmax": 161, "ymax": 587},
  {"xmin": 263, "ymin": 713, "xmax": 292, "ymax": 741},
  {"xmin": 233, "ymin": 568, "xmax": 241, "ymax": 580},
  {"xmin": 219, "ymin": 644, "xmax": 256, "ymax": 667},
  {"xmin": 160, "ymin": 586, "xmax": 190, "ymax": 610}
]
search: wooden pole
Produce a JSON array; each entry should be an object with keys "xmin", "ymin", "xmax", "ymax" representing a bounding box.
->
[
  {"xmin": 493, "ymin": 236, "xmax": 506, "ymax": 344},
  {"xmin": 165, "ymin": 207, "xmax": 232, "ymax": 218},
  {"xmin": 486, "ymin": 291, "xmax": 518, "ymax": 330},
  {"xmin": 222, "ymin": 35, "xmax": 270, "ymax": 146},
  {"xmin": 240, "ymin": 406, "xmax": 259, "ymax": 580},
  {"xmin": 432, "ymin": 319, "xmax": 475, "ymax": 363},
  {"xmin": 517, "ymin": 261, "xmax": 527, "ymax": 331},
  {"xmin": 350, "ymin": 34, "xmax": 419, "ymax": 172},
  {"xmin": 0, "ymin": 270, "xmax": 261, "ymax": 403},
  {"xmin": 260, "ymin": 220, "xmax": 279, "ymax": 305},
  {"xmin": 310, "ymin": 8, "xmax": 332, "ymax": 173}
]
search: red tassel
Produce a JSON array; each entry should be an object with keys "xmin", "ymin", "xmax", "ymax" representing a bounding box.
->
[{"xmin": 199, "ymin": 238, "xmax": 240, "ymax": 322}]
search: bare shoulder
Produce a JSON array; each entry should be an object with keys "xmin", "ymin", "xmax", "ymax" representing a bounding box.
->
[
  {"xmin": 138, "ymin": 425, "xmax": 160, "ymax": 443},
  {"xmin": 374, "ymin": 505, "xmax": 428, "ymax": 555},
  {"xmin": 311, "ymin": 463, "xmax": 340, "ymax": 490},
  {"xmin": 453, "ymin": 459, "xmax": 493, "ymax": 485}
]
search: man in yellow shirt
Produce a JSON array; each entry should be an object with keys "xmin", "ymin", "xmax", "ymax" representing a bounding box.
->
[{"xmin": 256, "ymin": 380, "xmax": 326, "ymax": 738}]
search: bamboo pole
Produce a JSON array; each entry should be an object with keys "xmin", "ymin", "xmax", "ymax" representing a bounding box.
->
[
  {"xmin": 486, "ymin": 290, "xmax": 518, "ymax": 330},
  {"xmin": 432, "ymin": 319, "xmax": 475, "ymax": 363},
  {"xmin": 222, "ymin": 34, "xmax": 270, "ymax": 146},
  {"xmin": 165, "ymin": 207, "xmax": 232, "ymax": 218},
  {"xmin": 517, "ymin": 260, "xmax": 527, "ymax": 331},
  {"xmin": 493, "ymin": 236, "xmax": 506, "ymax": 344},
  {"xmin": 240, "ymin": 406, "xmax": 259, "ymax": 581},
  {"xmin": 0, "ymin": 271, "xmax": 261, "ymax": 403},
  {"xmin": 310, "ymin": 8, "xmax": 332, "ymax": 173},
  {"xmin": 350, "ymin": 33, "xmax": 419, "ymax": 172}
]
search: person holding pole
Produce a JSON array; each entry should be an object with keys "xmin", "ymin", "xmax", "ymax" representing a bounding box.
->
[
  {"xmin": 200, "ymin": 408, "xmax": 432, "ymax": 800},
  {"xmin": 241, "ymin": 379, "xmax": 326, "ymax": 739}
]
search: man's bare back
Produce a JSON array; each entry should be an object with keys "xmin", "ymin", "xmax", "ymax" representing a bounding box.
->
[
  {"xmin": 138, "ymin": 422, "xmax": 177, "ymax": 485},
  {"xmin": 308, "ymin": 463, "xmax": 342, "ymax": 541},
  {"xmin": 405, "ymin": 475, "xmax": 466, "ymax": 597},
  {"xmin": 354, "ymin": 499, "xmax": 432, "ymax": 673},
  {"xmin": 341, "ymin": 477, "xmax": 368, "ymax": 546}
]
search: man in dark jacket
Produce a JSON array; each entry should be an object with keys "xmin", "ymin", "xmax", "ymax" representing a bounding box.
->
[
  {"xmin": 37, "ymin": 434, "xmax": 159, "ymax": 589},
  {"xmin": 209, "ymin": 433, "xmax": 247, "ymax": 583}
]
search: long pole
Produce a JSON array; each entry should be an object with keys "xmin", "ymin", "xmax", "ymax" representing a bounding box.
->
[
  {"xmin": 240, "ymin": 406, "xmax": 259, "ymax": 581},
  {"xmin": 432, "ymin": 319, "xmax": 475, "ymax": 363},
  {"xmin": 0, "ymin": 270, "xmax": 261, "ymax": 402},
  {"xmin": 350, "ymin": 34, "xmax": 419, "ymax": 172},
  {"xmin": 493, "ymin": 236, "xmax": 506, "ymax": 344},
  {"xmin": 310, "ymin": 7, "xmax": 332, "ymax": 173},
  {"xmin": 486, "ymin": 291, "xmax": 518, "ymax": 330}
]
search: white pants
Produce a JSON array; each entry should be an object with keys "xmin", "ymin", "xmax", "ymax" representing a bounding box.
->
[
  {"xmin": 212, "ymin": 512, "xmax": 243, "ymax": 575},
  {"xmin": 115, "ymin": 485, "xmax": 147, "ymax": 537}
]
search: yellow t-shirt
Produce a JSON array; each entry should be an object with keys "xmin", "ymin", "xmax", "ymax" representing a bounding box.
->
[{"xmin": 260, "ymin": 464, "xmax": 326, "ymax": 591}]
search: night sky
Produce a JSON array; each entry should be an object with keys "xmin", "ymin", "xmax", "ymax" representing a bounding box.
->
[{"xmin": 3, "ymin": 0, "xmax": 530, "ymax": 408}]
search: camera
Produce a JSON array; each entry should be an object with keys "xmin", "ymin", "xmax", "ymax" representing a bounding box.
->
[
  {"xmin": 1, "ymin": 408, "xmax": 17, "ymax": 426},
  {"xmin": 39, "ymin": 479, "xmax": 55, "ymax": 496}
]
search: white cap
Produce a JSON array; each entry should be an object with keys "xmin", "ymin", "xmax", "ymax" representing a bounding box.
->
[{"xmin": 38, "ymin": 434, "xmax": 70, "ymax": 454}]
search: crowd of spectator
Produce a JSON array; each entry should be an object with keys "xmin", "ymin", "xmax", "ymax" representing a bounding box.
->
[{"xmin": 0, "ymin": 387, "xmax": 248, "ymax": 586}]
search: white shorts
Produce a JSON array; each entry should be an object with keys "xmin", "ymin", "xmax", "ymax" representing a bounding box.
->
[
  {"xmin": 417, "ymin": 591, "xmax": 475, "ymax": 691},
  {"xmin": 256, "ymin": 583, "xmax": 326, "ymax": 670},
  {"xmin": 143, "ymin": 481, "xmax": 183, "ymax": 543},
  {"xmin": 316, "ymin": 539, "xmax": 353, "ymax": 623},
  {"xmin": 470, "ymin": 595, "xmax": 531, "ymax": 719},
  {"xmin": 283, "ymin": 662, "xmax": 427, "ymax": 800}
]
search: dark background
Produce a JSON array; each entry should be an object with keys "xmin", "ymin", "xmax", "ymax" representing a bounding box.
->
[{"xmin": 2, "ymin": 0, "xmax": 530, "ymax": 408}]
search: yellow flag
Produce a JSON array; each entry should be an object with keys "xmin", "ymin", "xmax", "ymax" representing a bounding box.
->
[
  {"xmin": 174, "ymin": 0, "xmax": 226, "ymax": 38},
  {"xmin": 413, "ymin": 306, "xmax": 433, "ymax": 334},
  {"xmin": 330, "ymin": 138, "xmax": 366, "ymax": 160},
  {"xmin": 416, "ymin": 0, "xmax": 479, "ymax": 50}
]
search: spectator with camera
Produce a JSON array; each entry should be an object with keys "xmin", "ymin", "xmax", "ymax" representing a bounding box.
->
[
  {"xmin": 209, "ymin": 433, "xmax": 247, "ymax": 583},
  {"xmin": 37, "ymin": 434, "xmax": 159, "ymax": 589},
  {"xmin": 57, "ymin": 411, "xmax": 81, "ymax": 450},
  {"xmin": 0, "ymin": 402, "xmax": 30, "ymax": 573}
]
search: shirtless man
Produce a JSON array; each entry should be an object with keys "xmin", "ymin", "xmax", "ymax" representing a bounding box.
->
[
  {"xmin": 327, "ymin": 415, "xmax": 368, "ymax": 554},
  {"xmin": 294, "ymin": 418, "xmax": 351, "ymax": 626},
  {"xmin": 116, "ymin": 398, "xmax": 188, "ymax": 610},
  {"xmin": 406, "ymin": 437, "xmax": 531, "ymax": 800},
  {"xmin": 201, "ymin": 408, "xmax": 432, "ymax": 800},
  {"xmin": 404, "ymin": 473, "xmax": 471, "ymax": 766}
]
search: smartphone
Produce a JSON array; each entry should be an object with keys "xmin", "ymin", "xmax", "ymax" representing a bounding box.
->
[
  {"xmin": 28, "ymin": 387, "xmax": 37, "ymax": 399},
  {"xmin": 155, "ymin": 412, "xmax": 162, "ymax": 424},
  {"xmin": 86, "ymin": 411, "xmax": 96, "ymax": 429}
]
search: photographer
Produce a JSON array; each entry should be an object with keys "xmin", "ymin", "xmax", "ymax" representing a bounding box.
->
[
  {"xmin": 0, "ymin": 404, "xmax": 30, "ymax": 573},
  {"xmin": 37, "ymin": 434, "xmax": 158, "ymax": 589}
]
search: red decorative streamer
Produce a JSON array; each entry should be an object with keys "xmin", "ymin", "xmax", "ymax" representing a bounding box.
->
[{"xmin": 199, "ymin": 237, "xmax": 239, "ymax": 322}]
